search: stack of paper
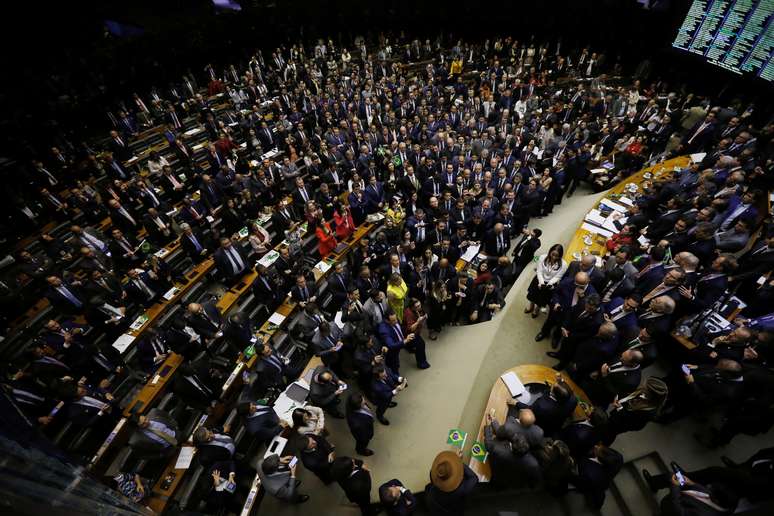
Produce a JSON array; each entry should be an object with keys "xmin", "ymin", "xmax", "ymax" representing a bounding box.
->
[
  {"xmin": 257, "ymin": 250, "xmax": 280, "ymax": 268},
  {"xmin": 581, "ymin": 223, "xmax": 614, "ymax": 238},
  {"xmin": 584, "ymin": 209, "xmax": 606, "ymax": 226},
  {"xmin": 689, "ymin": 152, "xmax": 707, "ymax": 164},
  {"xmin": 315, "ymin": 260, "xmax": 332, "ymax": 274},
  {"xmin": 500, "ymin": 371, "xmax": 526, "ymax": 397}
]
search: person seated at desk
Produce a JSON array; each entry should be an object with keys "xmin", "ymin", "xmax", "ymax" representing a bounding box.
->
[
  {"xmin": 128, "ymin": 408, "xmax": 180, "ymax": 459},
  {"xmin": 309, "ymin": 364, "xmax": 347, "ymax": 418},
  {"xmin": 136, "ymin": 327, "xmax": 170, "ymax": 373},
  {"xmin": 519, "ymin": 376, "xmax": 577, "ymax": 437},
  {"xmin": 484, "ymin": 411, "xmax": 542, "ymax": 489},
  {"xmin": 186, "ymin": 301, "xmax": 224, "ymax": 340},
  {"xmin": 193, "ymin": 423, "xmax": 237, "ymax": 466},
  {"xmin": 259, "ymin": 453, "xmax": 309, "ymax": 504},
  {"xmin": 236, "ymin": 399, "xmax": 286, "ymax": 445},
  {"xmin": 502, "ymin": 405, "xmax": 545, "ymax": 450},
  {"xmin": 379, "ymin": 478, "xmax": 417, "ymax": 516},
  {"xmin": 179, "ymin": 222, "xmax": 210, "ymax": 262},
  {"xmin": 59, "ymin": 380, "xmax": 117, "ymax": 431},
  {"xmin": 214, "ymin": 237, "xmax": 249, "ymax": 283}
]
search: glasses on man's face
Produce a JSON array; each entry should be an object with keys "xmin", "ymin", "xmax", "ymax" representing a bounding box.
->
[{"xmin": 574, "ymin": 283, "xmax": 587, "ymax": 288}]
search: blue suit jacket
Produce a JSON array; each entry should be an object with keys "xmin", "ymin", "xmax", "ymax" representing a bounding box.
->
[
  {"xmin": 603, "ymin": 297, "xmax": 640, "ymax": 339},
  {"xmin": 551, "ymin": 277, "xmax": 598, "ymax": 311}
]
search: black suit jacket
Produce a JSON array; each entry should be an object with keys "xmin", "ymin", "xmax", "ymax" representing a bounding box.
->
[
  {"xmin": 188, "ymin": 302, "xmax": 223, "ymax": 338},
  {"xmin": 214, "ymin": 244, "xmax": 249, "ymax": 281},
  {"xmin": 128, "ymin": 408, "xmax": 180, "ymax": 459},
  {"xmin": 180, "ymin": 229, "xmax": 209, "ymax": 261},
  {"xmin": 243, "ymin": 404, "xmax": 283, "ymax": 443},
  {"xmin": 573, "ymin": 450, "xmax": 623, "ymax": 509},
  {"xmin": 346, "ymin": 410, "xmax": 375, "ymax": 446}
]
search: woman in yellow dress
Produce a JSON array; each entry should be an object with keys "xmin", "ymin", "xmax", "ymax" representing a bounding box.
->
[
  {"xmin": 385, "ymin": 196, "xmax": 405, "ymax": 228},
  {"xmin": 386, "ymin": 273, "xmax": 409, "ymax": 322}
]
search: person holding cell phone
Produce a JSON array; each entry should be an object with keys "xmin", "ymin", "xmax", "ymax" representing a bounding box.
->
[{"xmin": 258, "ymin": 453, "xmax": 309, "ymax": 504}]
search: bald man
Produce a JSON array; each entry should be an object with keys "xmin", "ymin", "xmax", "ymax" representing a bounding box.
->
[
  {"xmin": 565, "ymin": 255, "xmax": 605, "ymax": 290},
  {"xmin": 537, "ymin": 271, "xmax": 597, "ymax": 345},
  {"xmin": 503, "ymin": 406, "xmax": 545, "ymax": 450}
]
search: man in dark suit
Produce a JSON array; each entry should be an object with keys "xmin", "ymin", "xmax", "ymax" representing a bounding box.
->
[
  {"xmin": 179, "ymin": 223, "xmax": 210, "ymax": 262},
  {"xmin": 470, "ymin": 281, "xmax": 506, "ymax": 323},
  {"xmin": 332, "ymin": 457, "xmax": 376, "ymax": 515},
  {"xmin": 511, "ymin": 228, "xmax": 542, "ymax": 279},
  {"xmin": 108, "ymin": 130, "xmax": 132, "ymax": 161},
  {"xmin": 549, "ymin": 294, "xmax": 605, "ymax": 371},
  {"xmin": 537, "ymin": 272, "xmax": 597, "ymax": 345},
  {"xmin": 582, "ymin": 350, "xmax": 645, "ymax": 408},
  {"xmin": 254, "ymin": 343, "xmax": 303, "ymax": 394},
  {"xmin": 125, "ymin": 268, "xmax": 162, "ymax": 307},
  {"xmin": 309, "ymin": 364, "xmax": 346, "ymax": 418},
  {"xmin": 346, "ymin": 393, "xmax": 376, "ymax": 456},
  {"xmin": 683, "ymin": 114, "xmax": 718, "ymax": 152},
  {"xmin": 192, "ymin": 424, "xmax": 237, "ymax": 466},
  {"xmin": 85, "ymin": 269, "xmax": 126, "ymax": 306},
  {"xmin": 484, "ymin": 223, "xmax": 511, "ymax": 257},
  {"xmin": 108, "ymin": 228, "xmax": 144, "ymax": 272},
  {"xmin": 223, "ymin": 311, "xmax": 254, "ymax": 357},
  {"xmin": 173, "ymin": 362, "xmax": 219, "ymax": 410},
  {"xmin": 107, "ymin": 199, "xmax": 142, "ymax": 233},
  {"xmin": 142, "ymin": 208, "xmax": 174, "ymax": 246},
  {"xmin": 238, "ymin": 399, "xmax": 285, "ymax": 445},
  {"xmin": 483, "ymin": 413, "xmax": 542, "ymax": 489},
  {"xmin": 290, "ymin": 274, "xmax": 319, "ymax": 308},
  {"xmin": 379, "ymin": 478, "xmax": 417, "ymax": 516},
  {"xmin": 571, "ymin": 445, "xmax": 623, "ymax": 509},
  {"xmin": 602, "ymin": 294, "xmax": 641, "ymax": 343},
  {"xmin": 564, "ymin": 255, "xmax": 605, "ymax": 291},
  {"xmin": 129, "ymin": 409, "xmax": 180, "ymax": 459},
  {"xmin": 378, "ymin": 311, "xmax": 412, "ymax": 373},
  {"xmin": 370, "ymin": 365, "xmax": 405, "ymax": 426},
  {"xmin": 214, "ymin": 237, "xmax": 249, "ymax": 283},
  {"xmin": 186, "ymin": 301, "xmax": 223, "ymax": 340},
  {"xmin": 558, "ymin": 408, "xmax": 609, "ymax": 459},
  {"xmin": 519, "ymin": 379, "xmax": 577, "ymax": 437},
  {"xmin": 298, "ymin": 433, "xmax": 336, "ymax": 485},
  {"xmin": 251, "ymin": 266, "xmax": 283, "ymax": 311},
  {"xmin": 259, "ymin": 454, "xmax": 309, "ymax": 504},
  {"xmin": 45, "ymin": 275, "xmax": 88, "ymax": 315}
]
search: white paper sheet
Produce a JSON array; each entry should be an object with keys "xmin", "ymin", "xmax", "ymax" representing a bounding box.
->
[
  {"xmin": 175, "ymin": 446, "xmax": 196, "ymax": 469},
  {"xmin": 580, "ymin": 223, "xmax": 614, "ymax": 238},
  {"xmin": 500, "ymin": 371, "xmax": 526, "ymax": 398},
  {"xmin": 584, "ymin": 209, "xmax": 606, "ymax": 226},
  {"xmin": 257, "ymin": 250, "xmax": 279, "ymax": 268},
  {"xmin": 689, "ymin": 153, "xmax": 707, "ymax": 164},
  {"xmin": 461, "ymin": 244, "xmax": 481, "ymax": 262},
  {"xmin": 334, "ymin": 311, "xmax": 345, "ymax": 329},
  {"xmin": 618, "ymin": 196, "xmax": 634, "ymax": 206},
  {"xmin": 112, "ymin": 334, "xmax": 135, "ymax": 354},
  {"xmin": 599, "ymin": 198, "xmax": 627, "ymax": 212},
  {"xmin": 163, "ymin": 287, "xmax": 179, "ymax": 301},
  {"xmin": 268, "ymin": 312, "xmax": 286, "ymax": 326},
  {"xmin": 315, "ymin": 260, "xmax": 332, "ymax": 274}
]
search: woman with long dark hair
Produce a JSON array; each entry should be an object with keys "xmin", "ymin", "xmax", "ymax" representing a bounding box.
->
[{"xmin": 525, "ymin": 243, "xmax": 567, "ymax": 318}]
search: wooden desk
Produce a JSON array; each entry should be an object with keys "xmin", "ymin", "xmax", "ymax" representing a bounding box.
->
[
  {"xmin": 123, "ymin": 353, "xmax": 184, "ymax": 416},
  {"xmin": 468, "ymin": 364, "xmax": 591, "ymax": 482},
  {"xmin": 564, "ymin": 156, "xmax": 692, "ymax": 262}
]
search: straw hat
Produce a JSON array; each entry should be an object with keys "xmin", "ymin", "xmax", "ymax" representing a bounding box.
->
[{"xmin": 430, "ymin": 451, "xmax": 464, "ymax": 492}]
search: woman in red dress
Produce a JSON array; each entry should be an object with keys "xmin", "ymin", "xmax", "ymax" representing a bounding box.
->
[
  {"xmin": 313, "ymin": 210, "xmax": 337, "ymax": 258},
  {"xmin": 333, "ymin": 201, "xmax": 355, "ymax": 241}
]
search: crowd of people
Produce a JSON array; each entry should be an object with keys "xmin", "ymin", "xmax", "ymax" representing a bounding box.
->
[{"xmin": 2, "ymin": 30, "xmax": 773, "ymax": 515}]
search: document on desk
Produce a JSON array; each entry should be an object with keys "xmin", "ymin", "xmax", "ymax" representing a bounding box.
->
[
  {"xmin": 599, "ymin": 198, "xmax": 627, "ymax": 213},
  {"xmin": 112, "ymin": 334, "xmax": 136, "ymax": 354},
  {"xmin": 257, "ymin": 250, "xmax": 279, "ymax": 268},
  {"xmin": 129, "ymin": 314, "xmax": 149, "ymax": 332},
  {"xmin": 461, "ymin": 244, "xmax": 481, "ymax": 263},
  {"xmin": 584, "ymin": 209, "xmax": 606, "ymax": 226},
  {"xmin": 175, "ymin": 446, "xmax": 196, "ymax": 469},
  {"xmin": 580, "ymin": 222, "xmax": 614, "ymax": 238},
  {"xmin": 315, "ymin": 260, "xmax": 332, "ymax": 274},
  {"xmin": 163, "ymin": 287, "xmax": 180, "ymax": 301},
  {"xmin": 602, "ymin": 213, "xmax": 622, "ymax": 233},
  {"xmin": 500, "ymin": 371, "xmax": 526, "ymax": 398},
  {"xmin": 618, "ymin": 196, "xmax": 634, "ymax": 206},
  {"xmin": 689, "ymin": 153, "xmax": 707, "ymax": 164},
  {"xmin": 268, "ymin": 312, "xmax": 286, "ymax": 326}
]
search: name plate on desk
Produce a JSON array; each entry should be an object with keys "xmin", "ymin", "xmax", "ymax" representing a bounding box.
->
[
  {"xmin": 163, "ymin": 287, "xmax": 180, "ymax": 301},
  {"xmin": 112, "ymin": 334, "xmax": 136, "ymax": 354},
  {"xmin": 183, "ymin": 127, "xmax": 202, "ymax": 137},
  {"xmin": 129, "ymin": 314, "xmax": 149, "ymax": 332},
  {"xmin": 154, "ymin": 248, "xmax": 171, "ymax": 259}
]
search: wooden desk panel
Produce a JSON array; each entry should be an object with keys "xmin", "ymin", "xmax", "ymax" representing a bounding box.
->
[
  {"xmin": 123, "ymin": 353, "xmax": 184, "ymax": 416},
  {"xmin": 564, "ymin": 156, "xmax": 692, "ymax": 262},
  {"xmin": 468, "ymin": 364, "xmax": 590, "ymax": 482}
]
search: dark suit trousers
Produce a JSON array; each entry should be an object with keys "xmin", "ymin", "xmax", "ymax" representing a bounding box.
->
[
  {"xmin": 404, "ymin": 335, "xmax": 428, "ymax": 367},
  {"xmin": 541, "ymin": 306, "xmax": 564, "ymax": 343}
]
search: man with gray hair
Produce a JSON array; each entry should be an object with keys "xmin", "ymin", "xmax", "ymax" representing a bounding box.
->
[{"xmin": 179, "ymin": 222, "xmax": 209, "ymax": 261}]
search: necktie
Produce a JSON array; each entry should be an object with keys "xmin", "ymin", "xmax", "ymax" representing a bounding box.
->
[
  {"xmin": 59, "ymin": 286, "xmax": 82, "ymax": 307},
  {"xmin": 227, "ymin": 247, "xmax": 245, "ymax": 273}
]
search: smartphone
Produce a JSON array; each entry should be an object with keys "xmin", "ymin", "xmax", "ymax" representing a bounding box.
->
[
  {"xmin": 161, "ymin": 472, "xmax": 176, "ymax": 490},
  {"xmin": 674, "ymin": 469, "xmax": 686, "ymax": 486},
  {"xmin": 680, "ymin": 364, "xmax": 691, "ymax": 375},
  {"xmin": 288, "ymin": 456, "xmax": 298, "ymax": 468}
]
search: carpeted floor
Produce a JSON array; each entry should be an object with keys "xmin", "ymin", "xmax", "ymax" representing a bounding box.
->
[{"xmin": 258, "ymin": 184, "xmax": 774, "ymax": 515}]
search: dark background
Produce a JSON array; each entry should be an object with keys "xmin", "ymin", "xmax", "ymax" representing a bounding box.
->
[{"xmin": 1, "ymin": 0, "xmax": 771, "ymax": 157}]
